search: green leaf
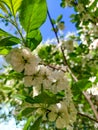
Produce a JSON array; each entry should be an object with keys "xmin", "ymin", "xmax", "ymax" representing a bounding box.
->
[
  {"xmin": 0, "ymin": 2, "xmax": 8, "ymax": 14},
  {"xmin": 51, "ymin": 19, "xmax": 56, "ymax": 24},
  {"xmin": 0, "ymin": 29, "xmax": 20, "ymax": 46},
  {"xmin": 19, "ymin": 107, "xmax": 35, "ymax": 117},
  {"xmin": 23, "ymin": 116, "xmax": 34, "ymax": 130},
  {"xmin": 14, "ymin": 91, "xmax": 62, "ymax": 105},
  {"xmin": 29, "ymin": 116, "xmax": 42, "ymax": 130},
  {"xmin": 13, "ymin": 94, "xmax": 26, "ymax": 101},
  {"xmin": 19, "ymin": 0, "xmax": 47, "ymax": 34},
  {"xmin": 0, "ymin": 47, "xmax": 11, "ymax": 55},
  {"xmin": 1, "ymin": 0, "xmax": 22, "ymax": 15},
  {"xmin": 25, "ymin": 91, "xmax": 61, "ymax": 104},
  {"xmin": 0, "ymin": 29, "xmax": 10, "ymax": 37},
  {"xmin": 0, "ymin": 36, "xmax": 20, "ymax": 46},
  {"xmin": 1, "ymin": 86, "xmax": 12, "ymax": 92},
  {"xmin": 0, "ymin": 14, "xmax": 6, "ymax": 19},
  {"xmin": 26, "ymin": 30, "xmax": 42, "ymax": 51},
  {"xmin": 56, "ymin": 14, "xmax": 63, "ymax": 22},
  {"xmin": 72, "ymin": 79, "xmax": 92, "ymax": 100}
]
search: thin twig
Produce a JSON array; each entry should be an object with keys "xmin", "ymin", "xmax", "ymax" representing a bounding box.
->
[
  {"xmin": 47, "ymin": 9, "xmax": 60, "ymax": 43},
  {"xmin": 47, "ymin": 9, "xmax": 98, "ymax": 121},
  {"xmin": 83, "ymin": 91, "xmax": 98, "ymax": 121},
  {"xmin": 78, "ymin": 112, "xmax": 98, "ymax": 123},
  {"xmin": 42, "ymin": 62, "xmax": 67, "ymax": 73}
]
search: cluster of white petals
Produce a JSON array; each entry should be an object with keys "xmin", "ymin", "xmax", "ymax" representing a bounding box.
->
[
  {"xmin": 6, "ymin": 47, "xmax": 77, "ymax": 129},
  {"xmin": 59, "ymin": 39, "xmax": 74, "ymax": 54},
  {"xmin": 89, "ymin": 39, "xmax": 98, "ymax": 50},
  {"xmin": 79, "ymin": 20, "xmax": 98, "ymax": 46},
  {"xmin": 87, "ymin": 83, "xmax": 98, "ymax": 96},
  {"xmin": 48, "ymin": 100, "xmax": 77, "ymax": 129},
  {"xmin": 6, "ymin": 47, "xmax": 40, "ymax": 74}
]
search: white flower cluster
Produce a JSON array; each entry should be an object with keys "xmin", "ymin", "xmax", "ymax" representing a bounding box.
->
[
  {"xmin": 87, "ymin": 83, "xmax": 98, "ymax": 96},
  {"xmin": 61, "ymin": 40, "xmax": 74, "ymax": 52},
  {"xmin": 6, "ymin": 47, "xmax": 77, "ymax": 129},
  {"xmin": 89, "ymin": 39, "xmax": 98, "ymax": 50},
  {"xmin": 58, "ymin": 39, "xmax": 74, "ymax": 56},
  {"xmin": 6, "ymin": 47, "xmax": 40, "ymax": 74},
  {"xmin": 87, "ymin": 76, "xmax": 98, "ymax": 96},
  {"xmin": 47, "ymin": 98, "xmax": 77, "ymax": 129}
]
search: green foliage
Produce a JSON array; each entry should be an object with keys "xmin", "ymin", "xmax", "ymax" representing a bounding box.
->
[
  {"xmin": 0, "ymin": 0, "xmax": 47, "ymax": 50},
  {"xmin": 19, "ymin": 0, "xmax": 47, "ymax": 35},
  {"xmin": 38, "ymin": 44, "xmax": 63, "ymax": 64},
  {"xmin": 0, "ymin": 2, "xmax": 8, "ymax": 14},
  {"xmin": 56, "ymin": 14, "xmax": 63, "ymax": 22},
  {"xmin": 26, "ymin": 30, "xmax": 42, "ymax": 51},
  {"xmin": 0, "ymin": 36, "xmax": 20, "ymax": 46},
  {"xmin": 29, "ymin": 116, "xmax": 42, "ymax": 130},
  {"xmin": 0, "ymin": 47, "xmax": 11, "ymax": 55},
  {"xmin": 15, "ymin": 90, "xmax": 63, "ymax": 105},
  {"xmin": 23, "ymin": 116, "xmax": 34, "ymax": 130},
  {"xmin": 1, "ymin": 0, "xmax": 22, "ymax": 16},
  {"xmin": 0, "ymin": 29, "xmax": 20, "ymax": 48},
  {"xmin": 72, "ymin": 79, "xmax": 92, "ymax": 100},
  {"xmin": 19, "ymin": 107, "xmax": 36, "ymax": 118}
]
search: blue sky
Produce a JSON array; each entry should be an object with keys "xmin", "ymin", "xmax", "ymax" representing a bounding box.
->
[
  {"xmin": 0, "ymin": 0, "xmax": 76, "ymax": 129},
  {"xmin": 40, "ymin": 0, "xmax": 76, "ymax": 40}
]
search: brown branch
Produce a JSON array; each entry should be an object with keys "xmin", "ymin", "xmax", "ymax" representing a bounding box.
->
[
  {"xmin": 47, "ymin": 9, "xmax": 98, "ymax": 121},
  {"xmin": 83, "ymin": 91, "xmax": 98, "ymax": 121},
  {"xmin": 78, "ymin": 112, "xmax": 98, "ymax": 123},
  {"xmin": 41, "ymin": 62, "xmax": 67, "ymax": 73}
]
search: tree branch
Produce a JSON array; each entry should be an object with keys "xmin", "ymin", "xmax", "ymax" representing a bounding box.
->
[
  {"xmin": 83, "ymin": 91, "xmax": 98, "ymax": 121},
  {"xmin": 78, "ymin": 112, "xmax": 98, "ymax": 123},
  {"xmin": 42, "ymin": 62, "xmax": 67, "ymax": 73},
  {"xmin": 47, "ymin": 9, "xmax": 60, "ymax": 44}
]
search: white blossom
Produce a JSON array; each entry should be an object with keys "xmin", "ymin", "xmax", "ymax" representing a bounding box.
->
[
  {"xmin": 6, "ymin": 47, "xmax": 40, "ymax": 75},
  {"xmin": 89, "ymin": 39, "xmax": 98, "ymax": 50},
  {"xmin": 61, "ymin": 40, "xmax": 74, "ymax": 52},
  {"xmin": 24, "ymin": 63, "xmax": 38, "ymax": 75},
  {"xmin": 89, "ymin": 76, "xmax": 96, "ymax": 83},
  {"xmin": 87, "ymin": 83, "xmax": 98, "ymax": 96},
  {"xmin": 6, "ymin": 48, "xmax": 24, "ymax": 72},
  {"xmin": 48, "ymin": 101, "xmax": 76, "ymax": 129},
  {"xmin": 24, "ymin": 76, "xmax": 33, "ymax": 87}
]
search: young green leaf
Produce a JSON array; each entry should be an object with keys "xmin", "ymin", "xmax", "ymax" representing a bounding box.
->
[
  {"xmin": 51, "ymin": 19, "xmax": 56, "ymax": 24},
  {"xmin": 56, "ymin": 14, "xmax": 63, "ymax": 22},
  {"xmin": 0, "ymin": 29, "xmax": 20, "ymax": 46},
  {"xmin": 0, "ymin": 48, "xmax": 10, "ymax": 55},
  {"xmin": 72, "ymin": 79, "xmax": 92, "ymax": 100},
  {"xmin": 26, "ymin": 30, "xmax": 42, "ymax": 50},
  {"xmin": 1, "ymin": 0, "xmax": 22, "ymax": 16},
  {"xmin": 0, "ymin": 2, "xmax": 8, "ymax": 14},
  {"xmin": 0, "ymin": 29, "xmax": 11, "ymax": 37},
  {"xmin": 19, "ymin": 107, "xmax": 36, "ymax": 117},
  {"xmin": 23, "ymin": 116, "xmax": 34, "ymax": 130},
  {"xmin": 25, "ymin": 91, "xmax": 61, "ymax": 105},
  {"xmin": 0, "ymin": 36, "xmax": 20, "ymax": 46},
  {"xmin": 29, "ymin": 116, "xmax": 42, "ymax": 130},
  {"xmin": 19, "ymin": 0, "xmax": 47, "ymax": 34}
]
